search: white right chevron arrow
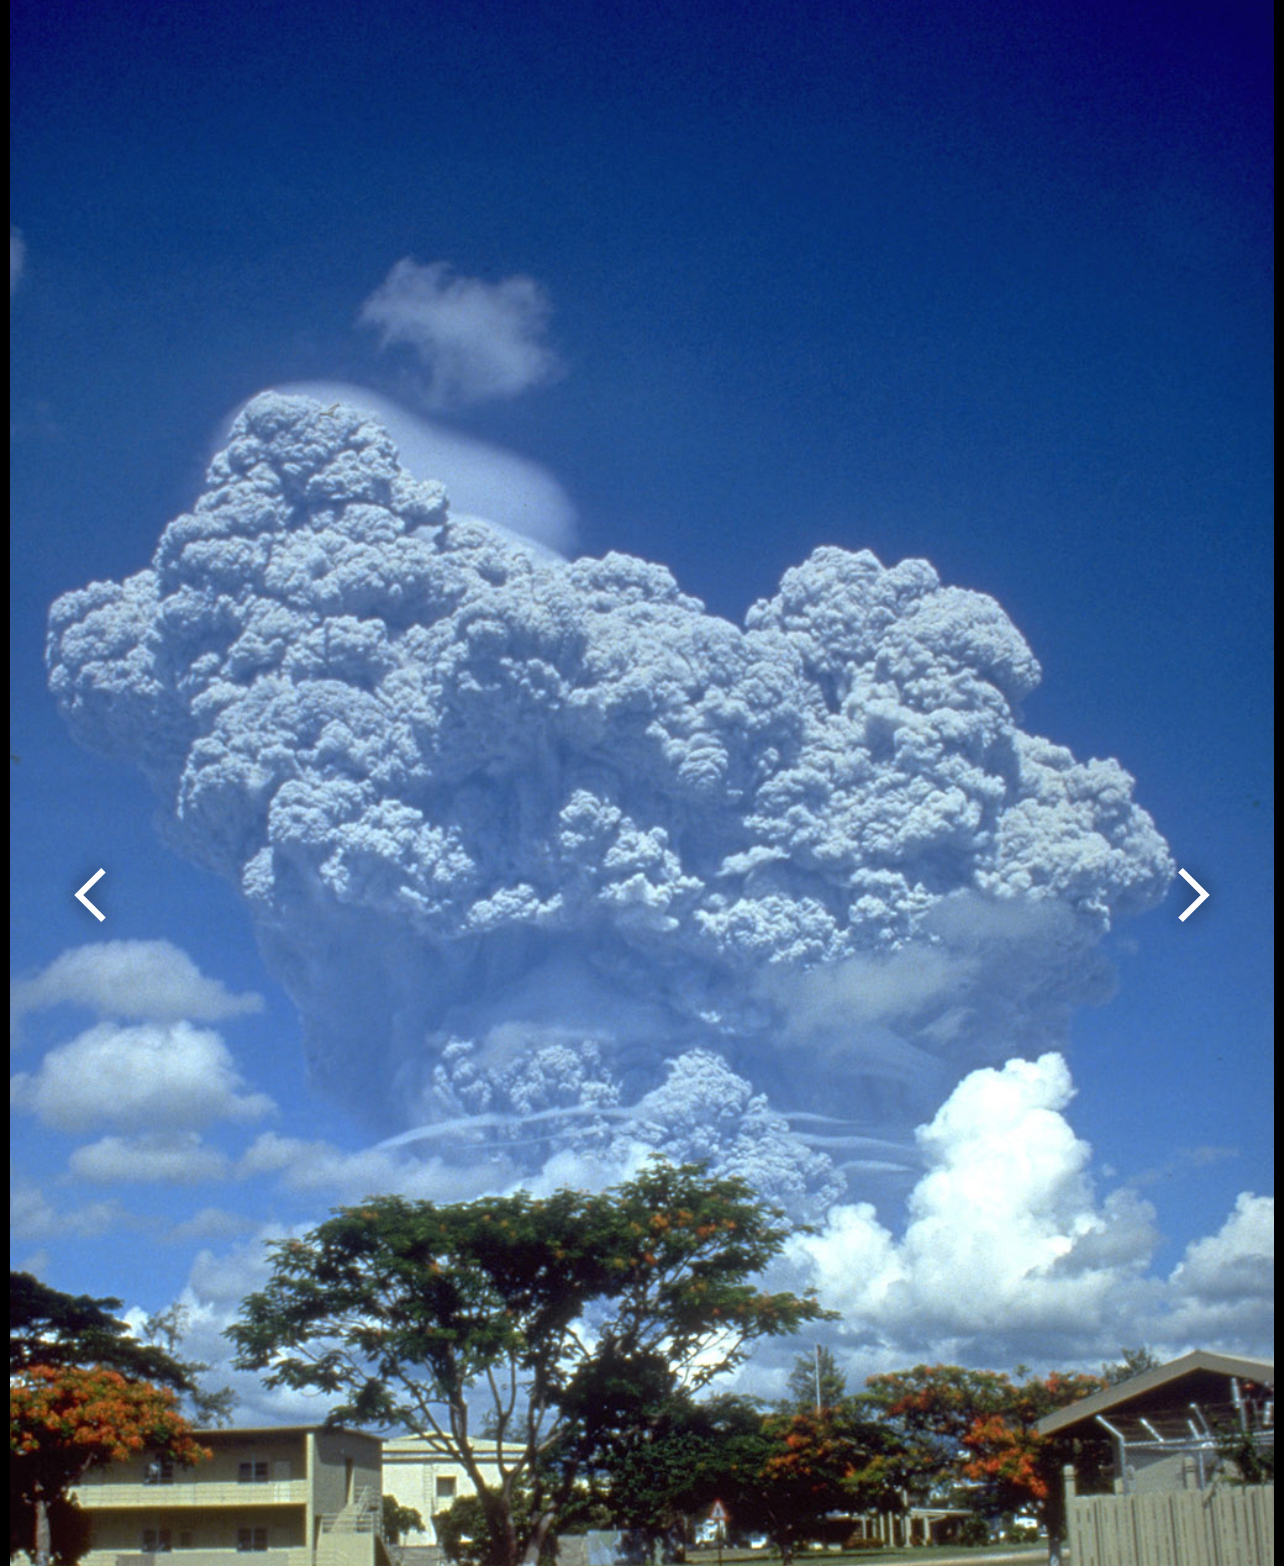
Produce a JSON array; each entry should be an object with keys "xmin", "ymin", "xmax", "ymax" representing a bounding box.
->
[{"xmin": 1177, "ymin": 868, "xmax": 1208, "ymax": 922}]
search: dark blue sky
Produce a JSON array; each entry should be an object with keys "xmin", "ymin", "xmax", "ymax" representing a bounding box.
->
[{"xmin": 10, "ymin": 0, "xmax": 1273, "ymax": 1357}]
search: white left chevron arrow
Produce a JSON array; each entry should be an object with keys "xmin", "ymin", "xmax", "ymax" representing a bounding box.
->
[{"xmin": 75, "ymin": 868, "xmax": 106, "ymax": 921}]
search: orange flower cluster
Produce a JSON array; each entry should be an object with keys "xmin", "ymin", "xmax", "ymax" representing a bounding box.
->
[
  {"xmin": 10, "ymin": 1366, "xmax": 211, "ymax": 1472},
  {"xmin": 962, "ymin": 1413, "xmax": 1050, "ymax": 1500}
]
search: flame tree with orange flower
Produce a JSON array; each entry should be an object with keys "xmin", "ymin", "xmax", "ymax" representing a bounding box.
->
[
  {"xmin": 10, "ymin": 1274, "xmax": 211, "ymax": 1566},
  {"xmin": 10, "ymin": 1367, "xmax": 210, "ymax": 1566},
  {"xmin": 862, "ymin": 1363, "xmax": 1109, "ymax": 1566},
  {"xmin": 960, "ymin": 1370, "xmax": 1109, "ymax": 1565}
]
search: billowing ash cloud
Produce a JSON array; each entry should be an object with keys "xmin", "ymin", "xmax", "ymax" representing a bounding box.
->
[
  {"xmin": 214, "ymin": 382, "xmax": 578, "ymax": 556},
  {"xmin": 47, "ymin": 394, "xmax": 1172, "ymax": 1209}
]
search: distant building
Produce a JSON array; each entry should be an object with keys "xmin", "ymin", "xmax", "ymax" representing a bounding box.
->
[
  {"xmin": 380, "ymin": 1438, "xmax": 502, "ymax": 1547},
  {"xmin": 72, "ymin": 1424, "xmax": 387, "ymax": 1566}
]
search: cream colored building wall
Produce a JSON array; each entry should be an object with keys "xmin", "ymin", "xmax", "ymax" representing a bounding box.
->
[
  {"xmin": 310, "ymin": 1429, "xmax": 383, "ymax": 1517},
  {"xmin": 79, "ymin": 1433, "xmax": 309, "ymax": 1493},
  {"xmin": 381, "ymin": 1439, "xmax": 504, "ymax": 1546},
  {"xmin": 72, "ymin": 1426, "xmax": 380, "ymax": 1566},
  {"xmin": 85, "ymin": 1507, "xmax": 307, "ymax": 1555}
]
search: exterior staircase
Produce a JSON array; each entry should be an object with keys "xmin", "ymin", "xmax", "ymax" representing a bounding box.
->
[{"xmin": 315, "ymin": 1488, "xmax": 382, "ymax": 1566}]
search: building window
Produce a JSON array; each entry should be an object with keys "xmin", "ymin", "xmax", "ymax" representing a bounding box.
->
[
  {"xmin": 179, "ymin": 1534, "xmax": 193, "ymax": 1550},
  {"xmin": 436, "ymin": 1477, "xmax": 457, "ymax": 1500},
  {"xmin": 237, "ymin": 1529, "xmax": 269, "ymax": 1552},
  {"xmin": 237, "ymin": 1461, "xmax": 269, "ymax": 1484},
  {"xmin": 142, "ymin": 1530, "xmax": 172, "ymax": 1553},
  {"xmin": 144, "ymin": 1458, "xmax": 175, "ymax": 1486}
]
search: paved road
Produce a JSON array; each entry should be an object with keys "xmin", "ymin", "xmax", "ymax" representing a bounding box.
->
[
  {"xmin": 911, "ymin": 1554, "xmax": 1043, "ymax": 1565},
  {"xmin": 889, "ymin": 1547, "xmax": 1045, "ymax": 1559},
  {"xmin": 849, "ymin": 1555, "xmax": 1044, "ymax": 1566},
  {"xmin": 814, "ymin": 1554, "xmax": 1044, "ymax": 1565}
]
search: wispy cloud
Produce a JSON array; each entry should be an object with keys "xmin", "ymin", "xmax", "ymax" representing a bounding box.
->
[
  {"xmin": 10, "ymin": 226, "xmax": 25, "ymax": 296},
  {"xmin": 165, "ymin": 1208, "xmax": 261, "ymax": 1244},
  {"xmin": 10, "ymin": 1173, "xmax": 139, "ymax": 1240},
  {"xmin": 69, "ymin": 1131, "xmax": 233, "ymax": 1185},
  {"xmin": 236, "ymin": 1131, "xmax": 501, "ymax": 1203},
  {"xmin": 359, "ymin": 259, "xmax": 564, "ymax": 409}
]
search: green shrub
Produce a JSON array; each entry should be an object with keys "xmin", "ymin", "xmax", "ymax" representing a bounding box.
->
[{"xmin": 956, "ymin": 1515, "xmax": 990, "ymax": 1546}]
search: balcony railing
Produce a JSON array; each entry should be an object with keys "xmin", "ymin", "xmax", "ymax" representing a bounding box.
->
[
  {"xmin": 76, "ymin": 1481, "xmax": 309, "ymax": 1509},
  {"xmin": 112, "ymin": 1551, "xmax": 309, "ymax": 1566}
]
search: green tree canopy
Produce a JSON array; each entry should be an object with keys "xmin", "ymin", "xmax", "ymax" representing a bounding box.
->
[
  {"xmin": 1099, "ymin": 1346, "xmax": 1162, "ymax": 1386},
  {"xmin": 229, "ymin": 1162, "xmax": 829, "ymax": 1566},
  {"xmin": 961, "ymin": 1369, "xmax": 1109, "ymax": 1563},
  {"xmin": 141, "ymin": 1304, "xmax": 237, "ymax": 1427},
  {"xmin": 10, "ymin": 1273, "xmax": 192, "ymax": 1391},
  {"xmin": 706, "ymin": 1404, "xmax": 907, "ymax": 1565},
  {"xmin": 380, "ymin": 1497, "xmax": 426, "ymax": 1545},
  {"xmin": 858, "ymin": 1363, "xmax": 1013, "ymax": 1503},
  {"xmin": 576, "ymin": 1389, "xmax": 762, "ymax": 1539},
  {"xmin": 780, "ymin": 1346, "xmax": 847, "ymax": 1414}
]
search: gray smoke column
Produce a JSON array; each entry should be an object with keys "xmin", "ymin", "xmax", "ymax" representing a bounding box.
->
[{"xmin": 47, "ymin": 394, "xmax": 1172, "ymax": 1205}]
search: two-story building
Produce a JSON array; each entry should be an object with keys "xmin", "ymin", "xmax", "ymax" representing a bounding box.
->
[{"xmin": 72, "ymin": 1425, "xmax": 386, "ymax": 1566}]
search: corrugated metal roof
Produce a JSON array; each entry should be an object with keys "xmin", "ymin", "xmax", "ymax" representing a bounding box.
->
[{"xmin": 1037, "ymin": 1350, "xmax": 1275, "ymax": 1436}]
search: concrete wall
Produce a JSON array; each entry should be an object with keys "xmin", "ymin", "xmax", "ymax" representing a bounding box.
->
[
  {"xmin": 1129, "ymin": 1447, "xmax": 1200, "ymax": 1493},
  {"xmin": 311, "ymin": 1430, "xmax": 382, "ymax": 1518}
]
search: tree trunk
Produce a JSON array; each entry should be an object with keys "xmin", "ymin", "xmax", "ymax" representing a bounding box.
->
[
  {"xmin": 480, "ymin": 1492, "xmax": 520, "ymax": 1566},
  {"xmin": 520, "ymin": 1510, "xmax": 557, "ymax": 1566},
  {"xmin": 35, "ymin": 1490, "xmax": 51, "ymax": 1566}
]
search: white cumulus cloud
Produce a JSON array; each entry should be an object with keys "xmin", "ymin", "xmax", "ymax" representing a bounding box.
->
[
  {"xmin": 12, "ymin": 939, "xmax": 263, "ymax": 1038},
  {"xmin": 166, "ymin": 1207, "xmax": 261, "ymax": 1243},
  {"xmin": 359, "ymin": 259, "xmax": 564, "ymax": 408},
  {"xmin": 1160, "ymin": 1192, "xmax": 1275, "ymax": 1344},
  {"xmin": 11, "ymin": 1020, "xmax": 275, "ymax": 1133},
  {"xmin": 1170, "ymin": 1191, "xmax": 1274, "ymax": 1301},
  {"xmin": 10, "ymin": 1173, "xmax": 137, "ymax": 1240},
  {"xmin": 791, "ymin": 1053, "xmax": 1273, "ymax": 1363},
  {"xmin": 794, "ymin": 1054, "xmax": 1163, "ymax": 1355}
]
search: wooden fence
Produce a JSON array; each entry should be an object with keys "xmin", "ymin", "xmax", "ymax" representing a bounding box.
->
[{"xmin": 1066, "ymin": 1478, "xmax": 1274, "ymax": 1565}]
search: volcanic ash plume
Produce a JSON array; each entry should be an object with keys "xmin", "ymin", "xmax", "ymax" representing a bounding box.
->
[{"xmin": 47, "ymin": 394, "xmax": 1173, "ymax": 1204}]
